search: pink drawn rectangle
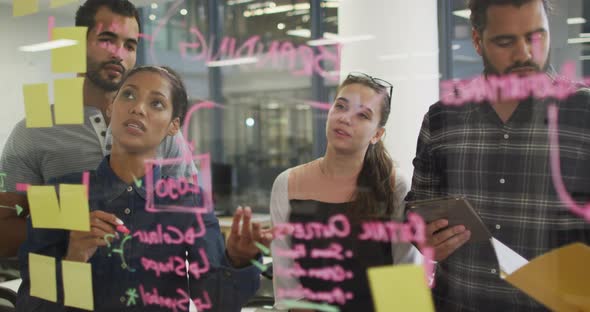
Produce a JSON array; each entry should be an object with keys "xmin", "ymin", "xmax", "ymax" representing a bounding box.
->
[{"xmin": 144, "ymin": 153, "xmax": 213, "ymax": 214}]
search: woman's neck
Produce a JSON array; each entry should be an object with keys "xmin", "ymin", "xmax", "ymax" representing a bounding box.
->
[
  {"xmin": 109, "ymin": 145, "xmax": 155, "ymax": 184},
  {"xmin": 321, "ymin": 147, "xmax": 365, "ymax": 178}
]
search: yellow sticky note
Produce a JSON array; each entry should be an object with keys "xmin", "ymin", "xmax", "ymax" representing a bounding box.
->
[
  {"xmin": 54, "ymin": 77, "xmax": 84, "ymax": 125},
  {"xmin": 29, "ymin": 253, "xmax": 57, "ymax": 302},
  {"xmin": 50, "ymin": 0, "xmax": 78, "ymax": 8},
  {"xmin": 58, "ymin": 184, "xmax": 90, "ymax": 231},
  {"xmin": 28, "ymin": 186, "xmax": 60, "ymax": 229},
  {"xmin": 62, "ymin": 260, "xmax": 94, "ymax": 310},
  {"xmin": 23, "ymin": 83, "xmax": 52, "ymax": 128},
  {"xmin": 51, "ymin": 27, "xmax": 87, "ymax": 73},
  {"xmin": 368, "ymin": 265, "xmax": 434, "ymax": 312},
  {"xmin": 13, "ymin": 0, "xmax": 38, "ymax": 17},
  {"xmin": 27, "ymin": 184, "xmax": 89, "ymax": 231}
]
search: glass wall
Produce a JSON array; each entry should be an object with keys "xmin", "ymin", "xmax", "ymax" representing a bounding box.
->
[
  {"xmin": 139, "ymin": 0, "xmax": 340, "ymax": 213},
  {"xmin": 2, "ymin": 0, "xmax": 589, "ymax": 311}
]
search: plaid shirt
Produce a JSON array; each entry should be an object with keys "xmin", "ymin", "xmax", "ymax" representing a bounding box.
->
[{"xmin": 406, "ymin": 92, "xmax": 590, "ymax": 311}]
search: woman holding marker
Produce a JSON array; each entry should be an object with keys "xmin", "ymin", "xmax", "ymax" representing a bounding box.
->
[
  {"xmin": 17, "ymin": 66, "xmax": 271, "ymax": 312},
  {"xmin": 270, "ymin": 73, "xmax": 420, "ymax": 311}
]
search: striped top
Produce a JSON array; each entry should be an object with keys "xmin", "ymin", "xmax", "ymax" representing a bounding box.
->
[{"xmin": 0, "ymin": 106, "xmax": 196, "ymax": 193}]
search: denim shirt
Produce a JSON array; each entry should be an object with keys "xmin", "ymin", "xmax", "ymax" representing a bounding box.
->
[{"xmin": 17, "ymin": 156, "xmax": 260, "ymax": 312}]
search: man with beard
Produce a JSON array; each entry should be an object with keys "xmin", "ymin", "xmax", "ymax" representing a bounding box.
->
[
  {"xmin": 406, "ymin": 0, "xmax": 590, "ymax": 310},
  {"xmin": 0, "ymin": 0, "xmax": 195, "ymax": 259}
]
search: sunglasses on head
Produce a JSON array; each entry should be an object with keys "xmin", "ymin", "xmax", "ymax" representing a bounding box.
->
[{"xmin": 346, "ymin": 72, "xmax": 393, "ymax": 107}]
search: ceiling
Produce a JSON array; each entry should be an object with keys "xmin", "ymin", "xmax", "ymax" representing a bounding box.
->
[{"xmin": 0, "ymin": 0, "xmax": 175, "ymax": 15}]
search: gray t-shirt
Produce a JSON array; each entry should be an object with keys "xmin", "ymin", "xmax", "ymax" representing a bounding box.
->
[{"xmin": 0, "ymin": 106, "xmax": 196, "ymax": 192}]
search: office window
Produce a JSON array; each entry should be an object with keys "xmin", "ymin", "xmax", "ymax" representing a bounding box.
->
[
  {"xmin": 439, "ymin": 0, "xmax": 590, "ymax": 79},
  {"xmin": 139, "ymin": 0, "xmax": 339, "ymax": 213}
]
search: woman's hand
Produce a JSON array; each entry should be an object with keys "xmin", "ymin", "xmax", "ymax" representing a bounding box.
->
[
  {"xmin": 65, "ymin": 210, "xmax": 123, "ymax": 262},
  {"xmin": 226, "ymin": 206, "xmax": 273, "ymax": 268}
]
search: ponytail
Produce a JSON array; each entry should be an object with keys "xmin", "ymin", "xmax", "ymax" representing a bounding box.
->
[{"xmin": 348, "ymin": 140, "xmax": 396, "ymax": 220}]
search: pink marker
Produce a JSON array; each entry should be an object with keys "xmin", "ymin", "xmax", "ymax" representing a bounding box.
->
[
  {"xmin": 117, "ymin": 225, "xmax": 130, "ymax": 235},
  {"xmin": 48, "ymin": 16, "xmax": 55, "ymax": 41}
]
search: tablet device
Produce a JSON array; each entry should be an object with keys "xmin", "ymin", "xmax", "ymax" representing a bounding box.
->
[{"xmin": 406, "ymin": 196, "xmax": 492, "ymax": 242}]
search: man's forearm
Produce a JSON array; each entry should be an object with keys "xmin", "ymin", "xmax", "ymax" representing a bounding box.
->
[
  {"xmin": 0, "ymin": 215, "xmax": 26, "ymax": 257},
  {"xmin": 0, "ymin": 192, "xmax": 28, "ymax": 257}
]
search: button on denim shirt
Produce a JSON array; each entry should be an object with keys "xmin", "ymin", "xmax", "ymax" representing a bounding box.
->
[{"xmin": 17, "ymin": 156, "xmax": 260, "ymax": 312}]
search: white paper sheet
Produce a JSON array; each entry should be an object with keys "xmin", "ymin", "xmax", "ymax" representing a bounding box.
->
[{"xmin": 490, "ymin": 237, "xmax": 529, "ymax": 276}]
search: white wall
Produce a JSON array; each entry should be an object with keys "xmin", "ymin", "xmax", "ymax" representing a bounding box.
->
[
  {"xmin": 338, "ymin": 0, "xmax": 440, "ymax": 180},
  {"xmin": 0, "ymin": 3, "xmax": 74, "ymax": 151}
]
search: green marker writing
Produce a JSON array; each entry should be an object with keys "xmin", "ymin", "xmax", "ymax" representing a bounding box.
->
[
  {"xmin": 131, "ymin": 175, "xmax": 142, "ymax": 188},
  {"xmin": 250, "ymin": 259, "xmax": 268, "ymax": 272},
  {"xmin": 15, "ymin": 205, "xmax": 23, "ymax": 216},
  {"xmin": 254, "ymin": 241, "xmax": 270, "ymax": 255}
]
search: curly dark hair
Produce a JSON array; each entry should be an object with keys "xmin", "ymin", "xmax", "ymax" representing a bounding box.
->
[
  {"xmin": 468, "ymin": 0, "xmax": 552, "ymax": 33},
  {"xmin": 75, "ymin": 0, "xmax": 141, "ymax": 34}
]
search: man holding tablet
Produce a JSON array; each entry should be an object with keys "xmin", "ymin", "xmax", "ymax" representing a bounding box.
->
[{"xmin": 406, "ymin": 0, "xmax": 590, "ymax": 310}]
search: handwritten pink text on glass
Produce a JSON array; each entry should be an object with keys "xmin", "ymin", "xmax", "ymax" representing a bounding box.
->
[
  {"xmin": 547, "ymin": 104, "xmax": 590, "ymax": 221},
  {"xmin": 139, "ymin": 285, "xmax": 212, "ymax": 312},
  {"xmin": 133, "ymin": 224, "xmax": 206, "ymax": 245},
  {"xmin": 142, "ymin": 0, "xmax": 340, "ymax": 81},
  {"xmin": 274, "ymin": 213, "xmax": 434, "ymax": 286},
  {"xmin": 274, "ymin": 243, "xmax": 354, "ymax": 261},
  {"xmin": 275, "ymin": 263, "xmax": 354, "ymax": 282},
  {"xmin": 276, "ymin": 286, "xmax": 354, "ymax": 306},
  {"xmin": 144, "ymin": 154, "xmax": 212, "ymax": 214},
  {"xmin": 154, "ymin": 174, "xmax": 200, "ymax": 201},
  {"xmin": 440, "ymin": 62, "xmax": 580, "ymax": 106},
  {"xmin": 140, "ymin": 248, "xmax": 210, "ymax": 279}
]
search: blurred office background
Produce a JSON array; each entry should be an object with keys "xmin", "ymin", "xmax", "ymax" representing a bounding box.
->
[{"xmin": 1, "ymin": 0, "xmax": 588, "ymax": 214}]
